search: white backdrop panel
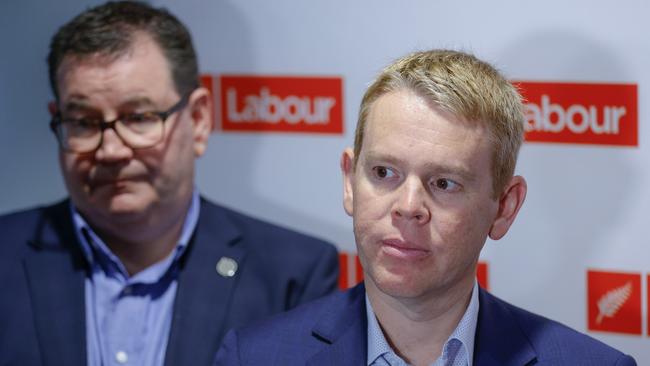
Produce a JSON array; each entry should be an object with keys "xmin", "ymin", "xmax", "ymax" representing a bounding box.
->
[{"xmin": 1, "ymin": 0, "xmax": 648, "ymax": 361}]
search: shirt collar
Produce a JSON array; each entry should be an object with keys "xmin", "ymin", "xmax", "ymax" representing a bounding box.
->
[
  {"xmin": 366, "ymin": 281, "xmax": 480, "ymax": 366},
  {"xmin": 448, "ymin": 281, "xmax": 479, "ymax": 365},
  {"xmin": 70, "ymin": 189, "xmax": 201, "ymax": 281},
  {"xmin": 366, "ymin": 294, "xmax": 395, "ymax": 365}
]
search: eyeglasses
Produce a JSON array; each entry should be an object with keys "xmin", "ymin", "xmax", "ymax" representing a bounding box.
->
[{"xmin": 50, "ymin": 94, "xmax": 190, "ymax": 153}]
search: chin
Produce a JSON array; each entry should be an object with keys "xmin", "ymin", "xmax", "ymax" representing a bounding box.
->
[
  {"xmin": 90, "ymin": 193, "xmax": 154, "ymax": 222},
  {"xmin": 370, "ymin": 266, "xmax": 433, "ymax": 299},
  {"xmin": 108, "ymin": 196, "xmax": 152, "ymax": 214}
]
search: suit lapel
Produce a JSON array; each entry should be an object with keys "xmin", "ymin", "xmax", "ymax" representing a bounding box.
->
[
  {"xmin": 307, "ymin": 284, "xmax": 367, "ymax": 366},
  {"xmin": 304, "ymin": 285, "xmax": 537, "ymax": 366},
  {"xmin": 474, "ymin": 288, "xmax": 537, "ymax": 366},
  {"xmin": 23, "ymin": 202, "xmax": 88, "ymax": 366},
  {"xmin": 164, "ymin": 200, "xmax": 245, "ymax": 366}
]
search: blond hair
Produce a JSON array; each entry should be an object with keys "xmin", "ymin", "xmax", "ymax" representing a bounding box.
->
[{"xmin": 354, "ymin": 49, "xmax": 524, "ymax": 197}]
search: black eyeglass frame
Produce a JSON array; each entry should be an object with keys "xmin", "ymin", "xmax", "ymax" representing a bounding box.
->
[{"xmin": 49, "ymin": 93, "xmax": 191, "ymax": 153}]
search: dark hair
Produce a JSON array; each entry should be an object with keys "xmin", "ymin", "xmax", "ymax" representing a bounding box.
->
[{"xmin": 48, "ymin": 1, "xmax": 199, "ymax": 100}]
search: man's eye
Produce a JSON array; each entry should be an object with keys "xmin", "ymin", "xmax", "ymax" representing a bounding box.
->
[
  {"xmin": 433, "ymin": 178, "xmax": 460, "ymax": 192},
  {"xmin": 65, "ymin": 118, "xmax": 99, "ymax": 128},
  {"xmin": 372, "ymin": 166, "xmax": 396, "ymax": 179},
  {"xmin": 123, "ymin": 112, "xmax": 159, "ymax": 124}
]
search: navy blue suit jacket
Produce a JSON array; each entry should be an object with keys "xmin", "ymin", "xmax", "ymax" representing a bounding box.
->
[
  {"xmin": 0, "ymin": 198, "xmax": 339, "ymax": 366},
  {"xmin": 215, "ymin": 283, "xmax": 637, "ymax": 365}
]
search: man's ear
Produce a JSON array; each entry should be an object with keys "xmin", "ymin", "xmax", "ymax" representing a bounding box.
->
[
  {"xmin": 489, "ymin": 175, "xmax": 527, "ymax": 240},
  {"xmin": 187, "ymin": 87, "xmax": 213, "ymax": 157},
  {"xmin": 48, "ymin": 101, "xmax": 58, "ymax": 116},
  {"xmin": 341, "ymin": 148, "xmax": 355, "ymax": 217}
]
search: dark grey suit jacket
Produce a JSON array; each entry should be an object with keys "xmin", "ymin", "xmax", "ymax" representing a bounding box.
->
[
  {"xmin": 215, "ymin": 283, "xmax": 637, "ymax": 365},
  {"xmin": 0, "ymin": 198, "xmax": 339, "ymax": 366}
]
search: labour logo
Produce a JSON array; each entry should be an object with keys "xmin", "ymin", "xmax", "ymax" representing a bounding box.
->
[
  {"xmin": 587, "ymin": 270, "xmax": 641, "ymax": 335},
  {"xmin": 202, "ymin": 74, "xmax": 343, "ymax": 134},
  {"xmin": 515, "ymin": 81, "xmax": 638, "ymax": 147}
]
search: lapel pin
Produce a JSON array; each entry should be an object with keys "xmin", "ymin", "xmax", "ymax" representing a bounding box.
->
[{"xmin": 216, "ymin": 256, "xmax": 238, "ymax": 278}]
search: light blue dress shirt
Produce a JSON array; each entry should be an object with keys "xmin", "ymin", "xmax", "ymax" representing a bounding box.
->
[
  {"xmin": 366, "ymin": 282, "xmax": 479, "ymax": 366},
  {"xmin": 71, "ymin": 191, "xmax": 200, "ymax": 366}
]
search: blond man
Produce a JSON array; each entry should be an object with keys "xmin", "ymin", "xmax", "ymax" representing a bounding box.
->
[{"xmin": 214, "ymin": 50, "xmax": 636, "ymax": 366}]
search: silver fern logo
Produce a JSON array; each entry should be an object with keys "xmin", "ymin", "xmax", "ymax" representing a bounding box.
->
[{"xmin": 596, "ymin": 282, "xmax": 632, "ymax": 324}]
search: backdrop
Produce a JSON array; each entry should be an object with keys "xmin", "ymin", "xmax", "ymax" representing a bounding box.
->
[{"xmin": 1, "ymin": 0, "xmax": 648, "ymax": 361}]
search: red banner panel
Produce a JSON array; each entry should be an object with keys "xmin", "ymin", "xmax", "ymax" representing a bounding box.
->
[
  {"xmin": 515, "ymin": 81, "xmax": 637, "ymax": 147},
  {"xmin": 477, "ymin": 262, "xmax": 489, "ymax": 291},
  {"xmin": 338, "ymin": 252, "xmax": 364, "ymax": 289},
  {"xmin": 218, "ymin": 75, "xmax": 343, "ymax": 134},
  {"xmin": 587, "ymin": 270, "xmax": 642, "ymax": 335}
]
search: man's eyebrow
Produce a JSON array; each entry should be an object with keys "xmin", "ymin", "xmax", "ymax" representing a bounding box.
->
[
  {"xmin": 430, "ymin": 164, "xmax": 477, "ymax": 182},
  {"xmin": 120, "ymin": 96, "xmax": 156, "ymax": 109},
  {"xmin": 61, "ymin": 99, "xmax": 95, "ymax": 113},
  {"xmin": 61, "ymin": 96, "xmax": 157, "ymax": 113},
  {"xmin": 363, "ymin": 150, "xmax": 477, "ymax": 181},
  {"xmin": 362, "ymin": 151, "xmax": 401, "ymax": 166}
]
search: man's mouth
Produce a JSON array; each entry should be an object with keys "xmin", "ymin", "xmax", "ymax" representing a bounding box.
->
[
  {"xmin": 87, "ymin": 174, "xmax": 143, "ymax": 191},
  {"xmin": 381, "ymin": 238, "xmax": 430, "ymax": 259}
]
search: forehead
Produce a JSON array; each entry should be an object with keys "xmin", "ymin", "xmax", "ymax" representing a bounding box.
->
[
  {"xmin": 361, "ymin": 89, "xmax": 493, "ymax": 173},
  {"xmin": 55, "ymin": 33, "xmax": 176, "ymax": 104}
]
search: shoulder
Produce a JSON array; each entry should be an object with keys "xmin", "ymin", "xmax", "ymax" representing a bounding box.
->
[
  {"xmin": 199, "ymin": 197, "xmax": 338, "ymax": 258},
  {"xmin": 0, "ymin": 203, "xmax": 49, "ymax": 230},
  {"xmin": 216, "ymin": 286, "xmax": 364, "ymax": 364},
  {"xmin": 241, "ymin": 285, "xmax": 360, "ymax": 335},
  {"xmin": 197, "ymin": 198, "xmax": 339, "ymax": 307},
  {"xmin": 0, "ymin": 199, "xmax": 68, "ymax": 225},
  {"xmin": 481, "ymin": 290, "xmax": 636, "ymax": 365},
  {"xmin": 0, "ymin": 200, "xmax": 69, "ymax": 257}
]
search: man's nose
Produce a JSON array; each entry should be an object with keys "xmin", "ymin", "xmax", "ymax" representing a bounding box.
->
[
  {"xmin": 94, "ymin": 128, "xmax": 133, "ymax": 162},
  {"xmin": 391, "ymin": 177, "xmax": 431, "ymax": 225}
]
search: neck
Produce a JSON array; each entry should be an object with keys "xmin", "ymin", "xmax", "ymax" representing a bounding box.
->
[
  {"xmin": 366, "ymin": 277, "xmax": 474, "ymax": 366},
  {"xmin": 85, "ymin": 195, "xmax": 193, "ymax": 276},
  {"xmin": 97, "ymin": 218, "xmax": 185, "ymax": 276}
]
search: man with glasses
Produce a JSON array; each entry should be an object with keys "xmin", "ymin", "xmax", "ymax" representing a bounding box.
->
[
  {"xmin": 50, "ymin": 93, "xmax": 191, "ymax": 154},
  {"xmin": 0, "ymin": 2, "xmax": 338, "ymax": 366}
]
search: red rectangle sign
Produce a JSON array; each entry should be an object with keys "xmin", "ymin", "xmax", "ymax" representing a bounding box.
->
[
  {"xmin": 515, "ymin": 81, "xmax": 637, "ymax": 147},
  {"xmin": 218, "ymin": 75, "xmax": 343, "ymax": 134},
  {"xmin": 587, "ymin": 269, "xmax": 642, "ymax": 335}
]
